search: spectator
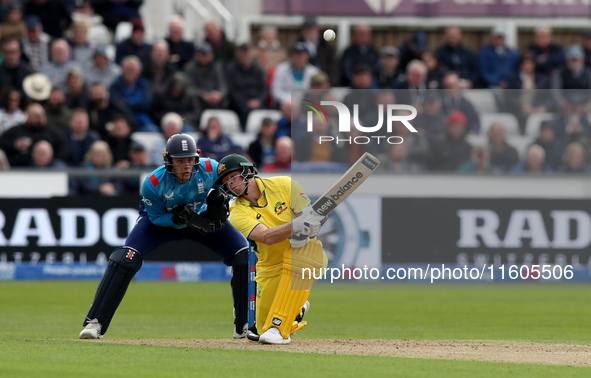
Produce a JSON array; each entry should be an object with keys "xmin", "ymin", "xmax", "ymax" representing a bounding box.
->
[
  {"xmin": 255, "ymin": 25, "xmax": 287, "ymax": 74},
  {"xmin": 0, "ymin": 87, "xmax": 26, "ymax": 135},
  {"xmin": 293, "ymin": 114, "xmax": 346, "ymax": 164},
  {"xmin": 115, "ymin": 18, "xmax": 151, "ymax": 67},
  {"xmin": 0, "ymin": 39, "xmax": 33, "ymax": 91},
  {"xmin": 65, "ymin": 68, "xmax": 88, "ymax": 109},
  {"xmin": 118, "ymin": 140, "xmax": 156, "ymax": 194},
  {"xmin": 478, "ymin": 26, "xmax": 518, "ymax": 89},
  {"xmin": 261, "ymin": 136, "xmax": 291, "ymax": 172},
  {"xmin": 105, "ymin": 115, "xmax": 133, "ymax": 167},
  {"xmin": 487, "ymin": 122, "xmax": 519, "ymax": 172},
  {"xmin": 340, "ymin": 24, "xmax": 379, "ymax": 87},
  {"xmin": 41, "ymin": 39, "xmax": 80, "ymax": 90},
  {"xmin": 71, "ymin": 1, "xmax": 110, "ymax": 46},
  {"xmin": 84, "ymin": 45, "xmax": 121, "ymax": 88},
  {"xmin": 527, "ymin": 27, "xmax": 565, "ymax": 79},
  {"xmin": 165, "ymin": 16, "xmax": 193, "ymax": 70},
  {"xmin": 91, "ymin": 0, "xmax": 143, "ymax": 31},
  {"xmin": 271, "ymin": 42, "xmax": 319, "ymax": 106},
  {"xmin": 457, "ymin": 145, "xmax": 502, "ymax": 174},
  {"xmin": 421, "ymin": 50, "xmax": 444, "ymax": 89},
  {"xmin": 69, "ymin": 140, "xmax": 119, "ymax": 196},
  {"xmin": 142, "ymin": 39, "xmax": 175, "ymax": 96},
  {"xmin": 197, "ymin": 116, "xmax": 243, "ymax": 161},
  {"xmin": 109, "ymin": 56, "xmax": 158, "ymax": 132},
  {"xmin": 204, "ymin": 21, "xmax": 235, "ymax": 66},
  {"xmin": 532, "ymin": 120, "xmax": 564, "ymax": 170},
  {"xmin": 64, "ymin": 108, "xmax": 100, "ymax": 167},
  {"xmin": 375, "ymin": 46, "xmax": 403, "ymax": 89},
  {"xmin": 428, "ymin": 110, "xmax": 472, "ymax": 171},
  {"xmin": 559, "ymin": 142, "xmax": 588, "ymax": 173},
  {"xmin": 436, "ymin": 26, "xmax": 478, "ymax": 88},
  {"xmin": 148, "ymin": 111, "xmax": 180, "ymax": 166},
  {"xmin": 183, "ymin": 42, "xmax": 227, "ymax": 112},
  {"xmin": 21, "ymin": 15, "xmax": 50, "ymax": 72},
  {"xmin": 511, "ymin": 144, "xmax": 551, "ymax": 174},
  {"xmin": 392, "ymin": 108, "xmax": 431, "ymax": 169},
  {"xmin": 297, "ymin": 16, "xmax": 338, "ymax": 86},
  {"xmin": 247, "ymin": 117, "xmax": 277, "ymax": 168},
  {"xmin": 394, "ymin": 59, "xmax": 428, "ymax": 110},
  {"xmin": 551, "ymin": 45, "xmax": 591, "ymax": 112},
  {"xmin": 583, "ymin": 30, "xmax": 591, "ymax": 69},
  {"xmin": 505, "ymin": 51, "xmax": 551, "ymax": 132},
  {"xmin": 0, "ymin": 2, "xmax": 25, "ymax": 43},
  {"xmin": 68, "ymin": 20, "xmax": 95, "ymax": 66},
  {"xmin": 0, "ymin": 148, "xmax": 10, "ymax": 169},
  {"xmin": 276, "ymin": 99, "xmax": 292, "ymax": 138},
  {"xmin": 413, "ymin": 90, "xmax": 447, "ymax": 142},
  {"xmin": 22, "ymin": 72, "xmax": 51, "ymax": 102},
  {"xmin": 87, "ymin": 82, "xmax": 133, "ymax": 139},
  {"xmin": 24, "ymin": 0, "xmax": 72, "ymax": 39},
  {"xmin": 151, "ymin": 71, "xmax": 200, "ymax": 131},
  {"xmin": 30, "ymin": 139, "xmax": 68, "ymax": 169},
  {"xmin": 440, "ymin": 71, "xmax": 481, "ymax": 134},
  {"xmin": 44, "ymin": 87, "xmax": 72, "ymax": 129},
  {"xmin": 0, "ymin": 102, "xmax": 68, "ymax": 166},
  {"xmin": 227, "ymin": 43, "xmax": 267, "ymax": 129},
  {"xmin": 342, "ymin": 64, "xmax": 378, "ymax": 123},
  {"xmin": 398, "ymin": 31, "xmax": 429, "ymax": 73},
  {"xmin": 383, "ymin": 142, "xmax": 422, "ymax": 173}
]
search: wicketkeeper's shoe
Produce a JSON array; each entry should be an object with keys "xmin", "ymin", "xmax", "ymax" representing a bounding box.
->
[
  {"xmin": 246, "ymin": 326, "xmax": 260, "ymax": 343},
  {"xmin": 79, "ymin": 318, "xmax": 103, "ymax": 339},
  {"xmin": 259, "ymin": 327, "xmax": 291, "ymax": 345},
  {"xmin": 233, "ymin": 323, "xmax": 248, "ymax": 339}
]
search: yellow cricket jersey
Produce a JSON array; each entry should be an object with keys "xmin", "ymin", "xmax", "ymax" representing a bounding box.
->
[{"xmin": 229, "ymin": 176, "xmax": 318, "ymax": 278}]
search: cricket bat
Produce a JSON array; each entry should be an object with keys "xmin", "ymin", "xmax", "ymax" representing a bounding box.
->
[{"xmin": 311, "ymin": 152, "xmax": 381, "ymax": 217}]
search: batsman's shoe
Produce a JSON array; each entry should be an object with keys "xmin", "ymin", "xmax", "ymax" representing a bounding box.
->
[
  {"xmin": 295, "ymin": 301, "xmax": 310, "ymax": 323},
  {"xmin": 79, "ymin": 318, "xmax": 103, "ymax": 339},
  {"xmin": 233, "ymin": 323, "xmax": 248, "ymax": 339},
  {"xmin": 290, "ymin": 321, "xmax": 308, "ymax": 338},
  {"xmin": 246, "ymin": 326, "xmax": 260, "ymax": 343},
  {"xmin": 259, "ymin": 327, "xmax": 291, "ymax": 345}
]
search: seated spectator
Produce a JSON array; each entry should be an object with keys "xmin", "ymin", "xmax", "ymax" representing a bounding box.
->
[
  {"xmin": 375, "ymin": 46, "xmax": 402, "ymax": 89},
  {"xmin": 151, "ymin": 71, "xmax": 200, "ymax": 131},
  {"xmin": 68, "ymin": 20, "xmax": 95, "ymax": 66},
  {"xmin": 30, "ymin": 139, "xmax": 68, "ymax": 169},
  {"xmin": 487, "ymin": 122, "xmax": 519, "ymax": 172},
  {"xmin": 276, "ymin": 99, "xmax": 292, "ymax": 138},
  {"xmin": 24, "ymin": 0, "xmax": 71, "ymax": 38},
  {"xmin": 115, "ymin": 18, "xmax": 151, "ymax": 67},
  {"xmin": 21, "ymin": 15, "xmax": 50, "ymax": 72},
  {"xmin": 87, "ymin": 82, "xmax": 134, "ymax": 139},
  {"xmin": 551, "ymin": 45, "xmax": 591, "ymax": 112},
  {"xmin": 41, "ymin": 39, "xmax": 80, "ymax": 90},
  {"xmin": 478, "ymin": 26, "xmax": 518, "ymax": 89},
  {"xmin": 340, "ymin": 24, "xmax": 379, "ymax": 87},
  {"xmin": 183, "ymin": 42, "xmax": 228, "ymax": 111},
  {"xmin": 583, "ymin": 30, "xmax": 591, "ymax": 69},
  {"xmin": 440, "ymin": 71, "xmax": 481, "ymax": 134},
  {"xmin": 342, "ymin": 64, "xmax": 378, "ymax": 122},
  {"xmin": 65, "ymin": 69, "xmax": 89, "ymax": 109},
  {"xmin": 382, "ymin": 142, "xmax": 422, "ymax": 173},
  {"xmin": 247, "ymin": 117, "xmax": 277, "ymax": 168},
  {"xmin": 532, "ymin": 121, "xmax": 564, "ymax": 170},
  {"xmin": 71, "ymin": 2, "xmax": 111, "ymax": 46},
  {"xmin": 261, "ymin": 136, "xmax": 291, "ymax": 172},
  {"xmin": 255, "ymin": 25, "xmax": 287, "ymax": 74},
  {"xmin": 69, "ymin": 140, "xmax": 120, "ymax": 196},
  {"xmin": 44, "ymin": 87, "xmax": 72, "ymax": 129},
  {"xmin": 511, "ymin": 144, "xmax": 552, "ymax": 174},
  {"xmin": 109, "ymin": 56, "xmax": 158, "ymax": 132},
  {"xmin": 413, "ymin": 90, "xmax": 447, "ymax": 141},
  {"xmin": 0, "ymin": 39, "xmax": 33, "ymax": 92},
  {"xmin": 142, "ymin": 39, "xmax": 175, "ymax": 96},
  {"xmin": 272, "ymin": 42, "xmax": 320, "ymax": 106},
  {"xmin": 63, "ymin": 108, "xmax": 100, "ymax": 167},
  {"xmin": 0, "ymin": 102, "xmax": 68, "ymax": 166},
  {"xmin": 394, "ymin": 59, "xmax": 428, "ymax": 111},
  {"xmin": 0, "ymin": 148, "xmax": 10, "ymax": 169},
  {"xmin": 84, "ymin": 45, "xmax": 121, "ymax": 88},
  {"xmin": 92, "ymin": 0, "xmax": 143, "ymax": 32},
  {"xmin": 0, "ymin": 2, "xmax": 25, "ymax": 43},
  {"xmin": 148, "ymin": 112, "xmax": 182, "ymax": 166},
  {"xmin": 527, "ymin": 26, "xmax": 565, "ymax": 79},
  {"xmin": 398, "ymin": 31, "xmax": 428, "ymax": 73},
  {"xmin": 428, "ymin": 110, "xmax": 472, "ymax": 171},
  {"xmin": 421, "ymin": 50, "xmax": 444, "ymax": 89},
  {"xmin": 105, "ymin": 115, "xmax": 134, "ymax": 167},
  {"xmin": 436, "ymin": 26, "xmax": 478, "ymax": 88},
  {"xmin": 204, "ymin": 21, "xmax": 235, "ymax": 66},
  {"xmin": 559, "ymin": 142, "xmax": 589, "ymax": 173},
  {"xmin": 392, "ymin": 109, "xmax": 431, "ymax": 169},
  {"xmin": 227, "ymin": 43, "xmax": 267, "ymax": 130},
  {"xmin": 118, "ymin": 140, "xmax": 157, "ymax": 194},
  {"xmin": 197, "ymin": 116, "xmax": 243, "ymax": 161},
  {"xmin": 165, "ymin": 16, "xmax": 194, "ymax": 70},
  {"xmin": 0, "ymin": 87, "xmax": 26, "ymax": 136},
  {"xmin": 457, "ymin": 145, "xmax": 502, "ymax": 174},
  {"xmin": 293, "ymin": 115, "xmax": 346, "ymax": 164},
  {"xmin": 297, "ymin": 16, "xmax": 338, "ymax": 86}
]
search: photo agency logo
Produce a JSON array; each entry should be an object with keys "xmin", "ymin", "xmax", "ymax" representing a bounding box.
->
[{"xmin": 303, "ymin": 99, "xmax": 418, "ymax": 145}]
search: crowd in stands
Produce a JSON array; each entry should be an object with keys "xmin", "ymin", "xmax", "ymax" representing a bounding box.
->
[{"xmin": 0, "ymin": 1, "xmax": 590, "ymax": 196}]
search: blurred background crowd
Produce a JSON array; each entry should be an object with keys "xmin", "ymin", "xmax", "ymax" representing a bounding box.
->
[{"xmin": 0, "ymin": 0, "xmax": 590, "ymax": 196}]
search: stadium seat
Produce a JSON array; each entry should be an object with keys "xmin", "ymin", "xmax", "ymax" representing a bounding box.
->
[
  {"xmin": 328, "ymin": 87, "xmax": 351, "ymax": 102},
  {"xmin": 131, "ymin": 132, "xmax": 165, "ymax": 153},
  {"xmin": 479, "ymin": 113, "xmax": 520, "ymax": 136},
  {"xmin": 200, "ymin": 109, "xmax": 241, "ymax": 134},
  {"xmin": 114, "ymin": 22, "xmax": 132, "ymax": 43},
  {"xmin": 466, "ymin": 134, "xmax": 487, "ymax": 147},
  {"xmin": 463, "ymin": 89, "xmax": 498, "ymax": 114},
  {"xmin": 508, "ymin": 135, "xmax": 535, "ymax": 158},
  {"xmin": 245, "ymin": 109, "xmax": 282, "ymax": 134},
  {"xmin": 524, "ymin": 113, "xmax": 555, "ymax": 137},
  {"xmin": 231, "ymin": 133, "xmax": 257, "ymax": 150}
]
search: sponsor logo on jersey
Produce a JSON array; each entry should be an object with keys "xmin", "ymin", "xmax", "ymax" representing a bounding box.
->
[
  {"xmin": 300, "ymin": 192, "xmax": 309, "ymax": 201},
  {"xmin": 198, "ymin": 181, "xmax": 205, "ymax": 194},
  {"xmin": 274, "ymin": 201, "xmax": 287, "ymax": 215},
  {"xmin": 272, "ymin": 317, "xmax": 282, "ymax": 326},
  {"xmin": 256, "ymin": 213, "xmax": 261, "ymax": 219},
  {"xmin": 143, "ymin": 197, "xmax": 152, "ymax": 206},
  {"xmin": 164, "ymin": 191, "xmax": 174, "ymax": 199}
]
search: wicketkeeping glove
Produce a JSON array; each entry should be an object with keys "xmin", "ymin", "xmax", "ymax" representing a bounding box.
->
[
  {"xmin": 171, "ymin": 205, "xmax": 216, "ymax": 234},
  {"xmin": 201, "ymin": 189, "xmax": 229, "ymax": 231}
]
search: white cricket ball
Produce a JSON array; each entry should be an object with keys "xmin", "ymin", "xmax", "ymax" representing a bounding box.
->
[{"xmin": 323, "ymin": 29, "xmax": 336, "ymax": 42}]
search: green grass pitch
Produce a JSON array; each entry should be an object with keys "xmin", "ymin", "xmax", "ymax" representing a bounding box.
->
[{"xmin": 1, "ymin": 281, "xmax": 590, "ymax": 377}]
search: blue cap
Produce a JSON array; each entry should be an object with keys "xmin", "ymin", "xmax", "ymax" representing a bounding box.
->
[{"xmin": 25, "ymin": 15, "xmax": 42, "ymax": 30}]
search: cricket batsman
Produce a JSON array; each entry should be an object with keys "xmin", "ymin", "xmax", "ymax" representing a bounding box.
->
[{"xmin": 215, "ymin": 154, "xmax": 327, "ymax": 344}]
